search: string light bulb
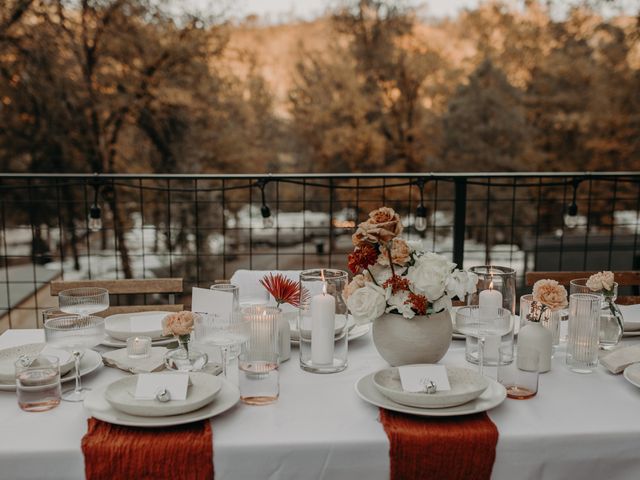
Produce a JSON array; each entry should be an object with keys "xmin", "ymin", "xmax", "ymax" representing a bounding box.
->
[
  {"xmin": 563, "ymin": 178, "xmax": 581, "ymax": 229},
  {"xmin": 414, "ymin": 178, "xmax": 428, "ymax": 232},
  {"xmin": 88, "ymin": 178, "xmax": 102, "ymax": 232},
  {"xmin": 258, "ymin": 178, "xmax": 273, "ymax": 228}
]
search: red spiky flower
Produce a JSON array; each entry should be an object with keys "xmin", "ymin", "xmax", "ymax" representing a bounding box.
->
[
  {"xmin": 348, "ymin": 243, "xmax": 379, "ymax": 274},
  {"xmin": 406, "ymin": 292, "xmax": 428, "ymax": 316},
  {"xmin": 260, "ymin": 273, "xmax": 309, "ymax": 308},
  {"xmin": 382, "ymin": 275, "xmax": 411, "ymax": 295}
]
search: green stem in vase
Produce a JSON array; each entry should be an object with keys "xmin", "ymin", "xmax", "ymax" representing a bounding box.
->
[{"xmin": 178, "ymin": 334, "xmax": 190, "ymax": 354}]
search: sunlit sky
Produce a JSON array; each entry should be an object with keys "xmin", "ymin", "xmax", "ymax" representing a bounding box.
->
[{"xmin": 186, "ymin": 0, "xmax": 637, "ymax": 23}]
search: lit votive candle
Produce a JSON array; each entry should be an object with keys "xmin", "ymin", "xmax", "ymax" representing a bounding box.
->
[{"xmin": 126, "ymin": 336, "xmax": 152, "ymax": 359}]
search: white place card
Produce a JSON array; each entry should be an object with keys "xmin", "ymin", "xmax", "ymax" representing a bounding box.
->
[
  {"xmin": 192, "ymin": 287, "xmax": 234, "ymax": 319},
  {"xmin": 134, "ymin": 373, "xmax": 189, "ymax": 401},
  {"xmin": 399, "ymin": 365, "xmax": 451, "ymax": 393},
  {"xmin": 129, "ymin": 313, "xmax": 164, "ymax": 332}
]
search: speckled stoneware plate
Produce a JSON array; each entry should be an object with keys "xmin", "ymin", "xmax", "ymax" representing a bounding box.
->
[
  {"xmin": 356, "ymin": 372, "xmax": 506, "ymax": 417},
  {"xmin": 105, "ymin": 372, "xmax": 222, "ymax": 417},
  {"xmin": 373, "ymin": 365, "xmax": 489, "ymax": 409},
  {"xmin": 104, "ymin": 311, "xmax": 173, "ymax": 341},
  {"xmin": 84, "ymin": 378, "xmax": 239, "ymax": 428}
]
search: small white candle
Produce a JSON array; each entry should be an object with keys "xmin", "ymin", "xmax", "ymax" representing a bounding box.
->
[
  {"xmin": 127, "ymin": 336, "xmax": 151, "ymax": 359},
  {"xmin": 311, "ymin": 275, "xmax": 336, "ymax": 365},
  {"xmin": 479, "ymin": 281, "xmax": 503, "ymax": 311}
]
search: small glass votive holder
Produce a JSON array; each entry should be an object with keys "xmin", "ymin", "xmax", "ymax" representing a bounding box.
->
[
  {"xmin": 15, "ymin": 355, "xmax": 61, "ymax": 412},
  {"xmin": 240, "ymin": 306, "xmax": 280, "ymax": 405},
  {"xmin": 126, "ymin": 336, "xmax": 152, "ymax": 359},
  {"xmin": 499, "ymin": 346, "xmax": 539, "ymax": 400}
]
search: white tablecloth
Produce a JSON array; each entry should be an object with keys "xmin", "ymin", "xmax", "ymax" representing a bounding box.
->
[{"xmin": 2, "ymin": 328, "xmax": 640, "ymax": 480}]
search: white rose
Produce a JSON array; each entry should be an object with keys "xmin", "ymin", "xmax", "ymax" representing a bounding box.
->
[
  {"xmin": 386, "ymin": 290, "xmax": 415, "ymax": 319},
  {"xmin": 446, "ymin": 270, "xmax": 478, "ymax": 300},
  {"xmin": 601, "ymin": 271, "xmax": 615, "ymax": 291},
  {"xmin": 343, "ymin": 274, "xmax": 366, "ymax": 301},
  {"xmin": 346, "ymin": 283, "xmax": 387, "ymax": 325},
  {"xmin": 433, "ymin": 294, "xmax": 452, "ymax": 313},
  {"xmin": 406, "ymin": 252, "xmax": 456, "ymax": 300}
]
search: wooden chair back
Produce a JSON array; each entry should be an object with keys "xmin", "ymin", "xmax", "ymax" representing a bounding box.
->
[
  {"xmin": 525, "ymin": 271, "xmax": 640, "ymax": 305},
  {"xmin": 49, "ymin": 278, "xmax": 184, "ymax": 316}
]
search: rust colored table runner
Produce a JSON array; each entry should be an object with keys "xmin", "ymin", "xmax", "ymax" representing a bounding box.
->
[
  {"xmin": 379, "ymin": 409, "xmax": 499, "ymax": 480},
  {"xmin": 81, "ymin": 418, "xmax": 214, "ymax": 480}
]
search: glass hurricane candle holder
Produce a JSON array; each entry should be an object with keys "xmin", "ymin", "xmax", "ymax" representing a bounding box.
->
[
  {"xmin": 467, "ymin": 265, "xmax": 517, "ymax": 365},
  {"xmin": 299, "ymin": 269, "xmax": 349, "ymax": 374}
]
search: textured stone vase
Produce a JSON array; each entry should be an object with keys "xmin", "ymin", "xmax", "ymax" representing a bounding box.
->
[{"xmin": 372, "ymin": 310, "xmax": 453, "ymax": 366}]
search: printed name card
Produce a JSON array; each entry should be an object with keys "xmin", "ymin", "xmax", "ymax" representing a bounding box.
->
[
  {"xmin": 129, "ymin": 313, "xmax": 164, "ymax": 332},
  {"xmin": 398, "ymin": 365, "xmax": 451, "ymax": 393},
  {"xmin": 191, "ymin": 287, "xmax": 234, "ymax": 319},
  {"xmin": 134, "ymin": 373, "xmax": 189, "ymax": 401}
]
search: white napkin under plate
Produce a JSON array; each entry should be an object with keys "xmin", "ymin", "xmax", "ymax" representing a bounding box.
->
[
  {"xmin": 102, "ymin": 347, "xmax": 168, "ymax": 374},
  {"xmin": 601, "ymin": 345, "xmax": 640, "ymax": 374},
  {"xmin": 620, "ymin": 304, "xmax": 640, "ymax": 332}
]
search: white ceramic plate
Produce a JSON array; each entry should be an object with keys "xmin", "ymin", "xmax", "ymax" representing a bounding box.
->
[
  {"xmin": 373, "ymin": 365, "xmax": 489, "ymax": 409},
  {"xmin": 84, "ymin": 378, "xmax": 240, "ymax": 428},
  {"xmin": 290, "ymin": 323, "xmax": 370, "ymax": 345},
  {"xmin": 623, "ymin": 363, "xmax": 640, "ymax": 388},
  {"xmin": 105, "ymin": 372, "xmax": 223, "ymax": 417},
  {"xmin": 104, "ymin": 311, "xmax": 173, "ymax": 341},
  {"xmin": 0, "ymin": 348, "xmax": 103, "ymax": 392},
  {"xmin": 0, "ymin": 343, "xmax": 45, "ymax": 382},
  {"xmin": 100, "ymin": 335, "xmax": 175, "ymax": 348},
  {"xmin": 452, "ymin": 314, "xmax": 520, "ymax": 340},
  {"xmin": 355, "ymin": 371, "xmax": 506, "ymax": 417}
]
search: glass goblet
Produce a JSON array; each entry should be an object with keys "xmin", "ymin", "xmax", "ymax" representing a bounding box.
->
[
  {"xmin": 194, "ymin": 312, "xmax": 250, "ymax": 379},
  {"xmin": 43, "ymin": 315, "xmax": 105, "ymax": 402},
  {"xmin": 455, "ymin": 305, "xmax": 512, "ymax": 376},
  {"xmin": 58, "ymin": 287, "xmax": 109, "ymax": 318}
]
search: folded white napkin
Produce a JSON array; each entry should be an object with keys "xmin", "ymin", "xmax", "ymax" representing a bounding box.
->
[
  {"xmin": 620, "ymin": 304, "xmax": 640, "ymax": 332},
  {"xmin": 102, "ymin": 347, "xmax": 168, "ymax": 374},
  {"xmin": 601, "ymin": 345, "xmax": 640, "ymax": 374}
]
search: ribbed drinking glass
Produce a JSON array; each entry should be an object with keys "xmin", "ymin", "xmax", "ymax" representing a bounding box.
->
[{"xmin": 566, "ymin": 293, "xmax": 601, "ymax": 373}]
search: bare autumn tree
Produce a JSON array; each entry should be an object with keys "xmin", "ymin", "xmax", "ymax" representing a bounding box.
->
[{"xmin": 290, "ymin": 0, "xmax": 448, "ymax": 175}]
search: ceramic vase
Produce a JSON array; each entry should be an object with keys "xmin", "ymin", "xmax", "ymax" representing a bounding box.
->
[{"xmin": 371, "ymin": 310, "xmax": 452, "ymax": 366}]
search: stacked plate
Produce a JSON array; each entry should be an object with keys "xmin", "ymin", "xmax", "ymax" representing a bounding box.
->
[
  {"xmin": 102, "ymin": 311, "xmax": 175, "ymax": 347},
  {"xmin": 356, "ymin": 365, "xmax": 506, "ymax": 416},
  {"xmin": 84, "ymin": 372, "xmax": 240, "ymax": 427},
  {"xmin": 0, "ymin": 343, "xmax": 103, "ymax": 391},
  {"xmin": 289, "ymin": 314, "xmax": 370, "ymax": 344}
]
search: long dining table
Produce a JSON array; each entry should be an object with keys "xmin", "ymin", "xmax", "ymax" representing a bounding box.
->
[{"xmin": 1, "ymin": 323, "xmax": 640, "ymax": 480}]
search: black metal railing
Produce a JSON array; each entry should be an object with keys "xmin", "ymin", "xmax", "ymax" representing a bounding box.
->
[{"xmin": 1, "ymin": 172, "xmax": 639, "ymax": 329}]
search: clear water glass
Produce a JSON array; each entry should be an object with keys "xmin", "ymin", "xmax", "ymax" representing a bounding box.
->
[
  {"xmin": 570, "ymin": 279, "xmax": 623, "ymax": 350},
  {"xmin": 58, "ymin": 287, "xmax": 109, "ymax": 317},
  {"xmin": 566, "ymin": 293, "xmax": 601, "ymax": 373},
  {"xmin": 43, "ymin": 315, "xmax": 105, "ymax": 401},
  {"xmin": 455, "ymin": 305, "xmax": 512, "ymax": 376},
  {"xmin": 499, "ymin": 346, "xmax": 539, "ymax": 400},
  {"xmin": 194, "ymin": 312, "xmax": 250, "ymax": 380},
  {"xmin": 210, "ymin": 283, "xmax": 240, "ymax": 311},
  {"xmin": 239, "ymin": 306, "xmax": 280, "ymax": 405},
  {"xmin": 15, "ymin": 355, "xmax": 61, "ymax": 412}
]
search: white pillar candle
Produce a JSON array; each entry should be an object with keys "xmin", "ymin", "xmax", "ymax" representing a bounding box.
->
[
  {"xmin": 311, "ymin": 283, "xmax": 335, "ymax": 365},
  {"xmin": 479, "ymin": 285, "xmax": 503, "ymax": 311},
  {"xmin": 479, "ymin": 282, "xmax": 503, "ymax": 363}
]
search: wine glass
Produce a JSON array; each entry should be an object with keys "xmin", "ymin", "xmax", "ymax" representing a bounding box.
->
[
  {"xmin": 194, "ymin": 312, "xmax": 250, "ymax": 380},
  {"xmin": 58, "ymin": 287, "xmax": 109, "ymax": 318},
  {"xmin": 455, "ymin": 305, "xmax": 512, "ymax": 376},
  {"xmin": 43, "ymin": 315, "xmax": 105, "ymax": 402}
]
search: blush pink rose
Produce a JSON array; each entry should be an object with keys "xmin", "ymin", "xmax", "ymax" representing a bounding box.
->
[
  {"xmin": 532, "ymin": 279, "xmax": 568, "ymax": 311},
  {"xmin": 162, "ymin": 311, "xmax": 195, "ymax": 337}
]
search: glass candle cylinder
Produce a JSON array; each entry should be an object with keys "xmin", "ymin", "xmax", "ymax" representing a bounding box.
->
[
  {"xmin": 239, "ymin": 306, "xmax": 280, "ymax": 405},
  {"xmin": 566, "ymin": 293, "xmax": 601, "ymax": 373},
  {"xmin": 299, "ymin": 269, "xmax": 348, "ymax": 374},
  {"xmin": 467, "ymin": 265, "xmax": 517, "ymax": 365}
]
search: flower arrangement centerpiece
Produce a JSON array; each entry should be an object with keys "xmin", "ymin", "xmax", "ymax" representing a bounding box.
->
[
  {"xmin": 162, "ymin": 311, "xmax": 207, "ymax": 371},
  {"xmin": 344, "ymin": 207, "xmax": 477, "ymax": 324},
  {"xmin": 586, "ymin": 271, "xmax": 623, "ymax": 348},
  {"xmin": 529, "ymin": 279, "xmax": 568, "ymax": 321},
  {"xmin": 344, "ymin": 207, "xmax": 478, "ymax": 365}
]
